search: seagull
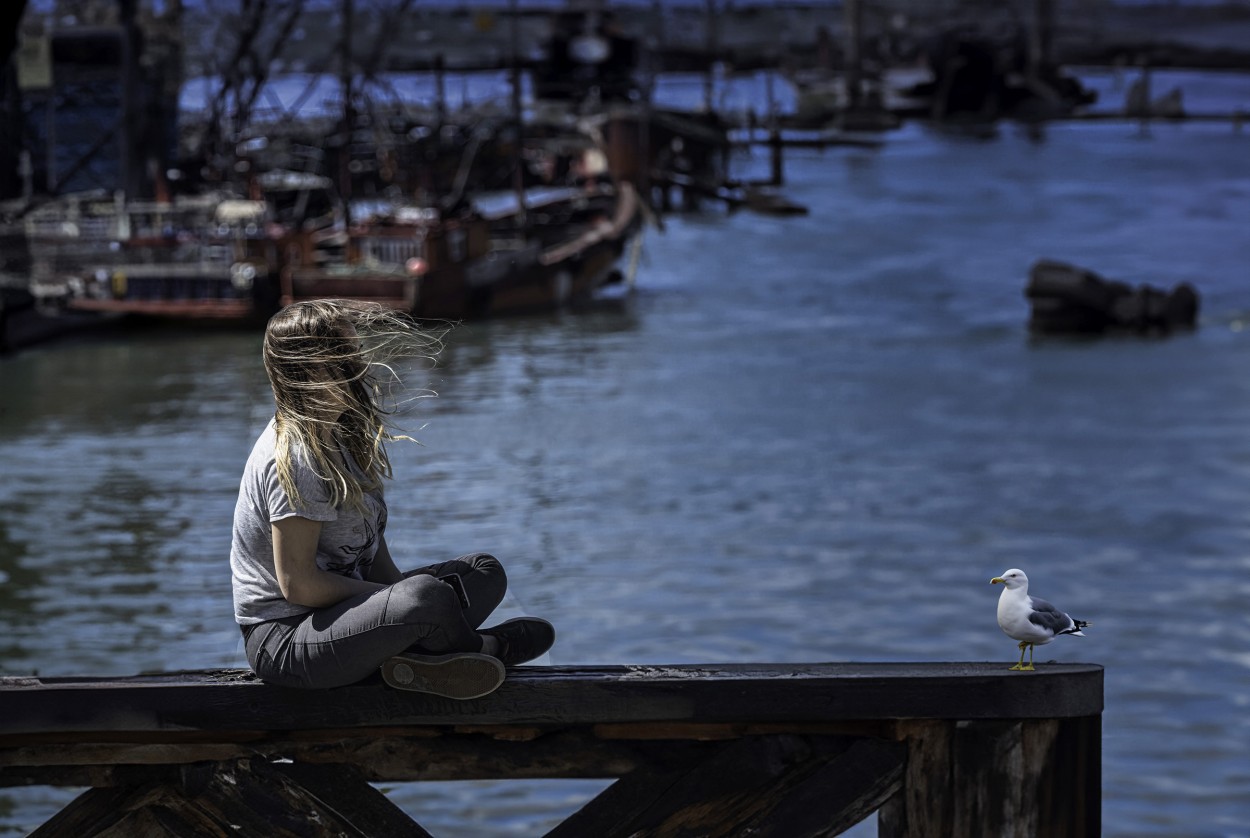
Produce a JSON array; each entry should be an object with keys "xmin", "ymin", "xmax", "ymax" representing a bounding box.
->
[{"xmin": 990, "ymin": 568, "xmax": 1091, "ymax": 671}]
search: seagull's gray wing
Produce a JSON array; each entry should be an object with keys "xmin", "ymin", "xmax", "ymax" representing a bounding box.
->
[{"xmin": 1027, "ymin": 596, "xmax": 1075, "ymax": 634}]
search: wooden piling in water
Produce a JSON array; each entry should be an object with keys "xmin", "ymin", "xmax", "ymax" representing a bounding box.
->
[{"xmin": 0, "ymin": 662, "xmax": 1102, "ymax": 836}]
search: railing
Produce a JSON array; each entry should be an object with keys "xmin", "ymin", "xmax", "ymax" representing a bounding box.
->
[
  {"xmin": 0, "ymin": 662, "xmax": 1102, "ymax": 837},
  {"xmin": 359, "ymin": 235, "xmax": 424, "ymax": 268}
]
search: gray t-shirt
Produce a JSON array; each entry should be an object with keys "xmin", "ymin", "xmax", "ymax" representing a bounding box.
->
[{"xmin": 230, "ymin": 419, "xmax": 387, "ymax": 624}]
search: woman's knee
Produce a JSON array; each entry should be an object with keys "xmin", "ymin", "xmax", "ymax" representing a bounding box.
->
[
  {"xmin": 458, "ymin": 552, "xmax": 506, "ymax": 581},
  {"xmin": 457, "ymin": 553, "xmax": 508, "ymax": 617},
  {"xmin": 385, "ymin": 573, "xmax": 461, "ymax": 624},
  {"xmin": 461, "ymin": 553, "xmax": 508, "ymax": 598}
]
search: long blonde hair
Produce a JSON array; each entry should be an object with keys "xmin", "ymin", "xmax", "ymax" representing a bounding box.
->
[{"xmin": 262, "ymin": 300, "xmax": 443, "ymax": 513}]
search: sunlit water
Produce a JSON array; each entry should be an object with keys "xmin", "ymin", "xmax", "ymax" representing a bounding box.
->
[{"xmin": 4, "ymin": 79, "xmax": 1250, "ymax": 835}]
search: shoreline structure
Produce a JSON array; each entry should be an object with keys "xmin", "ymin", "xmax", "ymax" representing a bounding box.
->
[{"xmin": 176, "ymin": 2, "xmax": 1250, "ymax": 75}]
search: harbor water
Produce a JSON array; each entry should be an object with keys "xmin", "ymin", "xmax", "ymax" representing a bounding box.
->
[{"xmin": 4, "ymin": 84, "xmax": 1250, "ymax": 835}]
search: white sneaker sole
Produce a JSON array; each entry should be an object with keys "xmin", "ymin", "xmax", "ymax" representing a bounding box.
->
[{"xmin": 380, "ymin": 652, "xmax": 505, "ymax": 700}]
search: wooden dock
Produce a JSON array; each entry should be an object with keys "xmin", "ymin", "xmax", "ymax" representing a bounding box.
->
[{"xmin": 0, "ymin": 662, "xmax": 1102, "ymax": 837}]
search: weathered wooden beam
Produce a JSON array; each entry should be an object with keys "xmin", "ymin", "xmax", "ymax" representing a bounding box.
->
[
  {"xmin": 590, "ymin": 720, "xmax": 901, "ymax": 741},
  {"xmin": 27, "ymin": 759, "xmax": 432, "ymax": 838},
  {"xmin": 0, "ymin": 720, "xmax": 898, "ymax": 752},
  {"xmin": 548, "ymin": 734, "xmax": 843, "ymax": 837},
  {"xmin": 749, "ymin": 737, "xmax": 906, "ymax": 837},
  {"xmin": 268, "ymin": 761, "xmax": 435, "ymax": 837},
  {"xmin": 548, "ymin": 733, "xmax": 906, "ymax": 838},
  {"xmin": 0, "ymin": 728, "xmax": 643, "ymax": 786},
  {"xmin": 4, "ymin": 728, "xmax": 813, "ymax": 787},
  {"xmin": 542, "ymin": 740, "xmax": 717, "ymax": 838},
  {"xmin": 0, "ymin": 663, "xmax": 1104, "ymax": 737}
]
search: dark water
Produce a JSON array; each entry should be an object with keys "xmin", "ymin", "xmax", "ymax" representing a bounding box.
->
[{"xmin": 4, "ymin": 98, "xmax": 1250, "ymax": 834}]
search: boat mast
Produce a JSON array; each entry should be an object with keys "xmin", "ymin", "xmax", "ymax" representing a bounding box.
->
[
  {"xmin": 510, "ymin": 0, "xmax": 527, "ymax": 229},
  {"xmin": 339, "ymin": 0, "xmax": 354, "ymax": 226},
  {"xmin": 703, "ymin": 0, "xmax": 716, "ymax": 112},
  {"xmin": 1028, "ymin": 0, "xmax": 1055, "ymax": 86},
  {"xmin": 119, "ymin": 0, "xmax": 144, "ymax": 199}
]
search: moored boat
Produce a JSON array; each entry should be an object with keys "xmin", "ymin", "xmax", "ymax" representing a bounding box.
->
[
  {"xmin": 283, "ymin": 180, "xmax": 641, "ymax": 320},
  {"xmin": 38, "ymin": 170, "xmax": 642, "ymax": 324}
]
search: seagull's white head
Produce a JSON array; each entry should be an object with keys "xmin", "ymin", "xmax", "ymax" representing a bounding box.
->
[{"xmin": 990, "ymin": 568, "xmax": 1029, "ymax": 590}]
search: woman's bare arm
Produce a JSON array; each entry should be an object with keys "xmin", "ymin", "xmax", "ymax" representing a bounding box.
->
[
  {"xmin": 367, "ymin": 534, "xmax": 405, "ymax": 584},
  {"xmin": 272, "ymin": 516, "xmax": 386, "ymax": 608}
]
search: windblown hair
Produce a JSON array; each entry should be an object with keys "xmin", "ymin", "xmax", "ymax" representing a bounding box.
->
[{"xmin": 263, "ymin": 300, "xmax": 443, "ymax": 513}]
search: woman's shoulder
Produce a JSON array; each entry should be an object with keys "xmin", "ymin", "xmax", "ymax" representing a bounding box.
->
[
  {"xmin": 245, "ymin": 417, "xmax": 280, "ymax": 462},
  {"xmin": 245, "ymin": 418, "xmax": 316, "ymax": 476}
]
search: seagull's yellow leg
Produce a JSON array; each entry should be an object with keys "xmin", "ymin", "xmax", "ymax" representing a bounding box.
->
[
  {"xmin": 1020, "ymin": 644, "xmax": 1036, "ymax": 672},
  {"xmin": 1010, "ymin": 642, "xmax": 1028, "ymax": 671}
]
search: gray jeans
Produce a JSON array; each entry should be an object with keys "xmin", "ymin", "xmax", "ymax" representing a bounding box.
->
[{"xmin": 242, "ymin": 553, "xmax": 507, "ymax": 689}]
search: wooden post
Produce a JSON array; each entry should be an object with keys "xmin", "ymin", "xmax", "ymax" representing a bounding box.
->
[
  {"xmin": 509, "ymin": 0, "xmax": 527, "ymax": 230},
  {"xmin": 878, "ymin": 716, "xmax": 1100, "ymax": 837},
  {"xmin": 118, "ymin": 0, "xmax": 143, "ymax": 200},
  {"xmin": 1136, "ymin": 59, "xmax": 1153, "ymax": 137},
  {"xmin": 434, "ymin": 52, "xmax": 446, "ymax": 125},
  {"xmin": 339, "ymin": 0, "xmax": 355, "ymax": 227},
  {"xmin": 843, "ymin": 0, "xmax": 863, "ymax": 111},
  {"xmin": 1029, "ymin": 0, "xmax": 1055, "ymax": 85},
  {"xmin": 767, "ymin": 67, "xmax": 783, "ymax": 186},
  {"xmin": 703, "ymin": 0, "xmax": 717, "ymax": 112}
]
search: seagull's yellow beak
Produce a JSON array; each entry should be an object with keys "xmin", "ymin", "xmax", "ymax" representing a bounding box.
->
[{"xmin": 990, "ymin": 577, "xmax": 1004, "ymax": 585}]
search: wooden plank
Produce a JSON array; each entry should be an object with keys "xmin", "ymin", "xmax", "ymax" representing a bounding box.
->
[
  {"xmin": 0, "ymin": 729, "xmax": 730, "ymax": 786},
  {"xmin": 0, "ymin": 720, "xmax": 896, "ymax": 752},
  {"xmin": 591, "ymin": 720, "xmax": 900, "ymax": 741},
  {"xmin": 0, "ymin": 664, "xmax": 1105, "ymax": 738},
  {"xmin": 0, "ymin": 742, "xmax": 256, "ymax": 768},
  {"xmin": 0, "ymin": 763, "xmax": 175, "ymax": 789}
]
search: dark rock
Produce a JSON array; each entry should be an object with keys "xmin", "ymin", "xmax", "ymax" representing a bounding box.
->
[{"xmin": 1025, "ymin": 259, "xmax": 1199, "ymax": 336}]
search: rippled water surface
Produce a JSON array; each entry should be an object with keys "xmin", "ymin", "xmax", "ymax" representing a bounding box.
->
[{"xmin": 3, "ymin": 108, "xmax": 1250, "ymax": 834}]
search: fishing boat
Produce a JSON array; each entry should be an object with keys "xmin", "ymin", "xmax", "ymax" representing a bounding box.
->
[
  {"xmin": 25, "ymin": 186, "xmax": 279, "ymax": 321},
  {"xmin": 282, "ymin": 180, "xmax": 642, "ymax": 321},
  {"xmin": 35, "ymin": 162, "xmax": 641, "ymax": 323}
]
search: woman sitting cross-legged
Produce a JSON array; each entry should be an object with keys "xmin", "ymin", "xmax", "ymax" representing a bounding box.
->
[{"xmin": 230, "ymin": 299, "xmax": 554, "ymax": 698}]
